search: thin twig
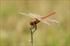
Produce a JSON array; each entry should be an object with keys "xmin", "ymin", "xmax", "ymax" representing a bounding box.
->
[
  {"xmin": 30, "ymin": 29, "xmax": 33, "ymax": 46},
  {"xmin": 30, "ymin": 25, "xmax": 37, "ymax": 46}
]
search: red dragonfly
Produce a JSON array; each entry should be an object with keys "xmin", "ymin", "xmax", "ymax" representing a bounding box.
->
[{"xmin": 19, "ymin": 12, "xmax": 59, "ymax": 33}]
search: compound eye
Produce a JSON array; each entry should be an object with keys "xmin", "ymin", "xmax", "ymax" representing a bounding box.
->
[{"xmin": 30, "ymin": 22, "xmax": 33, "ymax": 25}]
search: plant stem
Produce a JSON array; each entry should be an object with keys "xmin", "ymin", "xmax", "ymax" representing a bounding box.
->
[
  {"xmin": 30, "ymin": 29, "xmax": 33, "ymax": 46},
  {"xmin": 30, "ymin": 25, "xmax": 37, "ymax": 46}
]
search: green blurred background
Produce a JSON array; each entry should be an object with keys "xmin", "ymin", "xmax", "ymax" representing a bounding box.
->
[{"xmin": 0, "ymin": 0, "xmax": 70, "ymax": 46}]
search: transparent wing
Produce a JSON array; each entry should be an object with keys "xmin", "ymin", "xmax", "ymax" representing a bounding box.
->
[
  {"xmin": 40, "ymin": 18, "xmax": 59, "ymax": 25},
  {"xmin": 19, "ymin": 12, "xmax": 37, "ymax": 18},
  {"xmin": 47, "ymin": 18, "xmax": 59, "ymax": 23},
  {"xmin": 41, "ymin": 20, "xmax": 50, "ymax": 25},
  {"xmin": 29, "ymin": 13, "xmax": 41, "ymax": 19},
  {"xmin": 29, "ymin": 12, "xmax": 56, "ymax": 20}
]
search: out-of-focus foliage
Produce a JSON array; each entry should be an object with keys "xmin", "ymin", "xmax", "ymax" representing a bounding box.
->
[{"xmin": 0, "ymin": 0, "xmax": 70, "ymax": 46}]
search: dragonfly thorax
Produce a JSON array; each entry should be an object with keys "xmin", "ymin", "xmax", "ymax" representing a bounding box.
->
[{"xmin": 30, "ymin": 20, "xmax": 40, "ymax": 26}]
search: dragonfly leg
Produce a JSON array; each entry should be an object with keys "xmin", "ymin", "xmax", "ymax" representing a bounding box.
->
[
  {"xmin": 32, "ymin": 25, "xmax": 37, "ymax": 33},
  {"xmin": 30, "ymin": 24, "xmax": 37, "ymax": 34}
]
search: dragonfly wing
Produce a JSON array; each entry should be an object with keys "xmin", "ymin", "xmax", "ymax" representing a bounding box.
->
[
  {"xmin": 47, "ymin": 18, "xmax": 59, "ymax": 23},
  {"xmin": 19, "ymin": 12, "xmax": 35, "ymax": 18},
  {"xmin": 29, "ymin": 13, "xmax": 41, "ymax": 19},
  {"xmin": 40, "ymin": 20, "xmax": 50, "ymax": 25}
]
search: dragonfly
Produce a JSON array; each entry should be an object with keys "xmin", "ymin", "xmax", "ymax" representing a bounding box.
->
[{"xmin": 19, "ymin": 12, "xmax": 59, "ymax": 33}]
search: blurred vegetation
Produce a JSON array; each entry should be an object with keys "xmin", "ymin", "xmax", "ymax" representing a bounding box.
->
[{"xmin": 0, "ymin": 0, "xmax": 70, "ymax": 46}]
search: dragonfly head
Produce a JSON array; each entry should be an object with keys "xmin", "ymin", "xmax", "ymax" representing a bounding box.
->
[{"xmin": 30, "ymin": 21, "xmax": 34, "ymax": 26}]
